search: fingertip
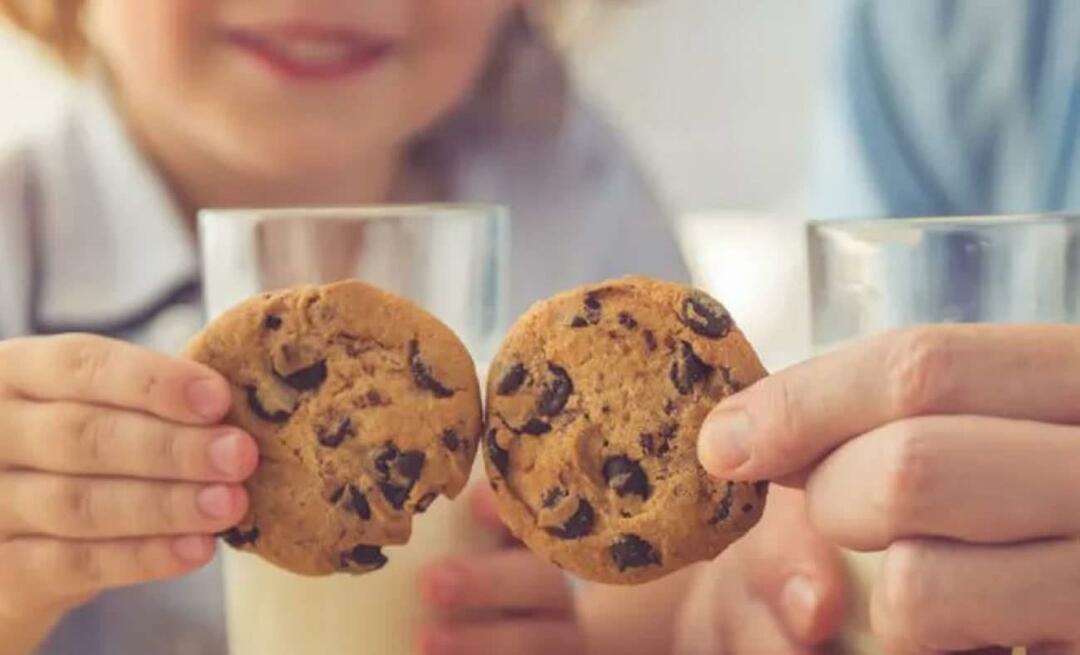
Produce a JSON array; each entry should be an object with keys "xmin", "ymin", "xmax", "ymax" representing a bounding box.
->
[
  {"xmin": 172, "ymin": 535, "xmax": 216, "ymax": 565},
  {"xmin": 184, "ymin": 375, "xmax": 232, "ymax": 422},
  {"xmin": 778, "ymin": 569, "xmax": 848, "ymax": 645},
  {"xmin": 208, "ymin": 430, "xmax": 259, "ymax": 480},
  {"xmin": 419, "ymin": 559, "xmax": 468, "ymax": 608},
  {"xmin": 697, "ymin": 406, "xmax": 752, "ymax": 480},
  {"xmin": 416, "ymin": 625, "xmax": 458, "ymax": 655}
]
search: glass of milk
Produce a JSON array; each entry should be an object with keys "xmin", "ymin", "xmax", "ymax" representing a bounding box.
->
[
  {"xmin": 197, "ymin": 205, "xmax": 509, "ymax": 655},
  {"xmin": 809, "ymin": 213, "xmax": 1080, "ymax": 655}
]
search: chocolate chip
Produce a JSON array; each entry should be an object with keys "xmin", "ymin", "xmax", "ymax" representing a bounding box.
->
[
  {"xmin": 680, "ymin": 290, "xmax": 733, "ymax": 339},
  {"xmin": 264, "ymin": 315, "xmax": 282, "ymax": 330},
  {"xmin": 318, "ymin": 418, "xmax": 353, "ymax": 448},
  {"xmin": 395, "ymin": 451, "xmax": 426, "ymax": 480},
  {"xmin": 742, "ymin": 503, "xmax": 754, "ymax": 513},
  {"xmin": 618, "ymin": 312, "xmax": 638, "ymax": 329},
  {"xmin": 670, "ymin": 341, "xmax": 715, "ymax": 395},
  {"xmin": 639, "ymin": 432, "xmax": 656, "ymax": 455},
  {"xmin": 408, "ymin": 340, "xmax": 454, "ymax": 398},
  {"xmin": 379, "ymin": 482, "xmax": 411, "ymax": 510},
  {"xmin": 245, "ymin": 386, "xmax": 291, "ymax": 423},
  {"xmin": 339, "ymin": 544, "xmax": 388, "ymax": 571},
  {"xmin": 486, "ymin": 428, "xmax": 510, "ymax": 477},
  {"xmin": 542, "ymin": 487, "xmax": 567, "ymax": 509},
  {"xmin": 220, "ymin": 526, "xmax": 260, "ymax": 547},
  {"xmin": 371, "ymin": 445, "xmax": 424, "ymax": 510},
  {"xmin": 537, "ymin": 364, "xmax": 573, "ymax": 416},
  {"xmin": 414, "ymin": 492, "xmax": 438, "ymax": 513},
  {"xmin": 277, "ymin": 360, "xmax": 328, "ymax": 392},
  {"xmin": 347, "ymin": 486, "xmax": 372, "ymax": 520},
  {"xmin": 373, "ymin": 444, "xmax": 399, "ymax": 478},
  {"xmin": 603, "ymin": 456, "xmax": 650, "ymax": 499},
  {"xmin": 755, "ymin": 480, "xmax": 769, "ymax": 497},
  {"xmin": 441, "ymin": 429, "xmax": 461, "ymax": 452},
  {"xmin": 366, "ymin": 390, "xmax": 386, "ymax": 406},
  {"xmin": 651, "ymin": 423, "xmax": 677, "ymax": 456},
  {"xmin": 496, "ymin": 363, "xmax": 528, "ymax": 396},
  {"xmin": 610, "ymin": 534, "xmax": 661, "ymax": 571},
  {"xmin": 643, "ymin": 330, "xmax": 658, "ymax": 352},
  {"xmin": 545, "ymin": 499, "xmax": 595, "ymax": 540},
  {"xmin": 330, "ymin": 484, "xmax": 371, "ymax": 520},
  {"xmin": 570, "ymin": 292, "xmax": 603, "ymax": 327},
  {"xmin": 713, "ymin": 483, "xmax": 735, "ymax": 524},
  {"xmin": 520, "ymin": 418, "xmax": 552, "ymax": 435}
]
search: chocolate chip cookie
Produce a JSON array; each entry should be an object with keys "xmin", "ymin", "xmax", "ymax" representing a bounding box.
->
[
  {"xmin": 186, "ymin": 280, "xmax": 482, "ymax": 576},
  {"xmin": 483, "ymin": 276, "xmax": 768, "ymax": 584}
]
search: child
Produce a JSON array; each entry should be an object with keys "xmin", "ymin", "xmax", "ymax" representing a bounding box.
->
[{"xmin": 0, "ymin": 2, "xmax": 688, "ymax": 654}]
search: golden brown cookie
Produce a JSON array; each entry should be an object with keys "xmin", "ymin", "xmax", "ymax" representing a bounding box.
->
[
  {"xmin": 186, "ymin": 280, "xmax": 481, "ymax": 576},
  {"xmin": 483, "ymin": 276, "xmax": 768, "ymax": 584}
]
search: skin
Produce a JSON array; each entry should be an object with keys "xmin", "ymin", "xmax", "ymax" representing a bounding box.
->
[
  {"xmin": 699, "ymin": 325, "xmax": 1080, "ymax": 654},
  {"xmin": 3, "ymin": 2, "xmax": 856, "ymax": 652},
  {"xmin": 419, "ymin": 485, "xmax": 848, "ymax": 655},
  {"xmin": 82, "ymin": 0, "xmax": 515, "ymax": 216},
  {"xmin": 0, "ymin": 1, "xmax": 515, "ymax": 652}
]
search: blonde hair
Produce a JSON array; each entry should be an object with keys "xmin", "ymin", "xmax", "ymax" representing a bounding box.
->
[{"xmin": 0, "ymin": 0, "xmax": 87, "ymax": 69}]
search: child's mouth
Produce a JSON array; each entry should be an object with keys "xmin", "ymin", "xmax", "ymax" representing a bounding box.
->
[{"xmin": 225, "ymin": 23, "xmax": 396, "ymax": 82}]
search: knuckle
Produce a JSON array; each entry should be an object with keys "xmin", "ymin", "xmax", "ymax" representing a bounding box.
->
[
  {"xmin": 155, "ymin": 428, "xmax": 190, "ymax": 477},
  {"xmin": 72, "ymin": 409, "xmax": 118, "ymax": 471},
  {"xmin": 152, "ymin": 485, "xmax": 186, "ymax": 531},
  {"xmin": 877, "ymin": 423, "xmax": 936, "ymax": 535},
  {"xmin": 57, "ymin": 541, "xmax": 104, "ymax": 589},
  {"xmin": 49, "ymin": 478, "xmax": 98, "ymax": 534},
  {"xmin": 887, "ymin": 327, "xmax": 954, "ymax": 417},
  {"xmin": 65, "ymin": 335, "xmax": 115, "ymax": 391}
]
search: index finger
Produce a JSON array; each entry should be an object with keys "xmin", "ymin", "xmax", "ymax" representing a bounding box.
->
[
  {"xmin": 697, "ymin": 324, "xmax": 1080, "ymax": 482},
  {"xmin": 0, "ymin": 334, "xmax": 231, "ymax": 424}
]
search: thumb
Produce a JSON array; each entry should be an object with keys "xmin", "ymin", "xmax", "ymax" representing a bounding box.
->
[{"xmin": 740, "ymin": 486, "xmax": 848, "ymax": 645}]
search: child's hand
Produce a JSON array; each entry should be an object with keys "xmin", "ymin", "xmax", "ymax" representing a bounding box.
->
[
  {"xmin": 0, "ymin": 334, "xmax": 256, "ymax": 620},
  {"xmin": 417, "ymin": 485, "xmax": 585, "ymax": 655},
  {"xmin": 673, "ymin": 486, "xmax": 848, "ymax": 655}
]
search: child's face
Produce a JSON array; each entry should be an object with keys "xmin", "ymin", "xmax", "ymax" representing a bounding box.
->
[{"xmin": 87, "ymin": 0, "xmax": 516, "ymax": 177}]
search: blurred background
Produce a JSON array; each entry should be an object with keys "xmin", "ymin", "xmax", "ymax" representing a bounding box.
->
[
  {"xmin": 0, "ymin": 0, "xmax": 832, "ymax": 369},
  {"xmin": 0, "ymin": 0, "xmax": 829, "ymax": 214}
]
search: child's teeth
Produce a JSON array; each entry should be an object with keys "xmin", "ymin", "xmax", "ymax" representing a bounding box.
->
[{"xmin": 276, "ymin": 40, "xmax": 351, "ymax": 64}]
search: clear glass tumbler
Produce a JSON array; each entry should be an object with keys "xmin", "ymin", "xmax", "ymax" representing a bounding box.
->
[
  {"xmin": 197, "ymin": 205, "xmax": 509, "ymax": 655},
  {"xmin": 808, "ymin": 214, "xmax": 1080, "ymax": 655}
]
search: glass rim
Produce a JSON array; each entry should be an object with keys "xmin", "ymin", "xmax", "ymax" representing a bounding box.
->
[
  {"xmin": 198, "ymin": 202, "xmax": 508, "ymax": 223},
  {"xmin": 808, "ymin": 211, "xmax": 1080, "ymax": 230}
]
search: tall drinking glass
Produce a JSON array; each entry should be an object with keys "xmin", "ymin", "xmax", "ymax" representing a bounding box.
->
[
  {"xmin": 197, "ymin": 205, "xmax": 509, "ymax": 655},
  {"xmin": 809, "ymin": 214, "xmax": 1080, "ymax": 655}
]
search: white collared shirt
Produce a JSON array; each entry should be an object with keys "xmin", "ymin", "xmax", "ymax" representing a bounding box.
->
[{"xmin": 0, "ymin": 78, "xmax": 687, "ymax": 654}]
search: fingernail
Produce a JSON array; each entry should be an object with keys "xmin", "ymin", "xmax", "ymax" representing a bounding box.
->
[
  {"xmin": 185, "ymin": 378, "xmax": 230, "ymax": 421},
  {"xmin": 173, "ymin": 535, "xmax": 214, "ymax": 564},
  {"xmin": 208, "ymin": 431, "xmax": 250, "ymax": 479},
  {"xmin": 419, "ymin": 627, "xmax": 458, "ymax": 655},
  {"xmin": 196, "ymin": 484, "xmax": 235, "ymax": 520},
  {"xmin": 426, "ymin": 563, "xmax": 467, "ymax": 606},
  {"xmin": 780, "ymin": 575, "xmax": 820, "ymax": 637},
  {"xmin": 698, "ymin": 407, "xmax": 752, "ymax": 472}
]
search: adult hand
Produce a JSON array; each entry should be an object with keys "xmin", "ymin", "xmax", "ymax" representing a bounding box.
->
[{"xmin": 699, "ymin": 325, "xmax": 1080, "ymax": 653}]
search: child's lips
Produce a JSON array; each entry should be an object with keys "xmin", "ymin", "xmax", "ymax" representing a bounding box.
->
[{"xmin": 224, "ymin": 24, "xmax": 397, "ymax": 82}]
